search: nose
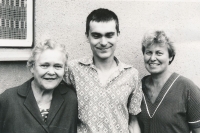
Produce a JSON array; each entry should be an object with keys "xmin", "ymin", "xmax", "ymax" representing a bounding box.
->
[
  {"xmin": 150, "ymin": 53, "xmax": 156, "ymax": 61},
  {"xmin": 100, "ymin": 37, "xmax": 107, "ymax": 46},
  {"xmin": 47, "ymin": 67, "xmax": 55, "ymax": 75}
]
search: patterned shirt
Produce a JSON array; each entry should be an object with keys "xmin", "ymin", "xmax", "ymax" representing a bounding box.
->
[
  {"xmin": 66, "ymin": 57, "xmax": 142, "ymax": 133},
  {"xmin": 39, "ymin": 108, "xmax": 49, "ymax": 123}
]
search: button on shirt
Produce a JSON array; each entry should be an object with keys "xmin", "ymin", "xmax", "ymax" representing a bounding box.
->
[{"xmin": 66, "ymin": 57, "xmax": 142, "ymax": 133}]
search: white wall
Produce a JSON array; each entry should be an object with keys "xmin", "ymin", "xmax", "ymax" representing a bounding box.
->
[
  {"xmin": 36, "ymin": 0, "xmax": 200, "ymax": 85},
  {"xmin": 1, "ymin": 0, "xmax": 200, "ymax": 93}
]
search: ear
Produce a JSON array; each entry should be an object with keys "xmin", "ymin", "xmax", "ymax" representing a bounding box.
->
[
  {"xmin": 30, "ymin": 66, "xmax": 34, "ymax": 75},
  {"xmin": 86, "ymin": 39, "xmax": 89, "ymax": 43},
  {"xmin": 85, "ymin": 32, "xmax": 89, "ymax": 38},
  {"xmin": 116, "ymin": 33, "xmax": 120, "ymax": 42},
  {"xmin": 117, "ymin": 31, "xmax": 120, "ymax": 36},
  {"xmin": 169, "ymin": 56, "xmax": 173, "ymax": 62},
  {"xmin": 169, "ymin": 55, "xmax": 175, "ymax": 65},
  {"xmin": 85, "ymin": 32, "xmax": 89, "ymax": 43}
]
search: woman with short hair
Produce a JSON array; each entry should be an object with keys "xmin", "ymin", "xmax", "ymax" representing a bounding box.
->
[
  {"xmin": 0, "ymin": 40, "xmax": 78, "ymax": 133},
  {"xmin": 137, "ymin": 31, "xmax": 200, "ymax": 133}
]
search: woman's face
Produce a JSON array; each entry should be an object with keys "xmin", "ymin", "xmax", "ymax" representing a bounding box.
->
[
  {"xmin": 31, "ymin": 49, "xmax": 66, "ymax": 90},
  {"xmin": 144, "ymin": 43, "xmax": 172, "ymax": 75}
]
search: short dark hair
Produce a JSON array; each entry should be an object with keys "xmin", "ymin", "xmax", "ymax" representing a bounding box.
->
[
  {"xmin": 85, "ymin": 8, "xmax": 120, "ymax": 36},
  {"xmin": 141, "ymin": 30, "xmax": 176, "ymax": 64}
]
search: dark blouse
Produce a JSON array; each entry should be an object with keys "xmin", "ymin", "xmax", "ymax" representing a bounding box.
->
[{"xmin": 137, "ymin": 73, "xmax": 200, "ymax": 133}]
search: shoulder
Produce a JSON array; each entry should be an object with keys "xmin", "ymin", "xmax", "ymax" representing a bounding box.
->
[
  {"xmin": 141, "ymin": 75, "xmax": 149, "ymax": 84},
  {"xmin": 141, "ymin": 75, "xmax": 149, "ymax": 81},
  {"xmin": 0, "ymin": 79, "xmax": 31, "ymax": 101},
  {"xmin": 68, "ymin": 57, "xmax": 90, "ymax": 67},
  {"xmin": 176, "ymin": 74, "xmax": 199, "ymax": 90},
  {"xmin": 58, "ymin": 82, "xmax": 78, "ymax": 108},
  {"xmin": 119, "ymin": 61, "xmax": 140, "ymax": 83},
  {"xmin": 128, "ymin": 67, "xmax": 140, "ymax": 80},
  {"xmin": 0, "ymin": 86, "xmax": 18, "ymax": 100},
  {"xmin": 0, "ymin": 81, "xmax": 28, "ymax": 105},
  {"xmin": 119, "ymin": 61, "xmax": 139, "ymax": 74},
  {"xmin": 68, "ymin": 59, "xmax": 79, "ymax": 66},
  {"xmin": 58, "ymin": 82, "xmax": 77, "ymax": 98},
  {"xmin": 0, "ymin": 81, "xmax": 27, "ymax": 98},
  {"xmin": 67, "ymin": 57, "xmax": 92, "ymax": 76},
  {"xmin": 129, "ymin": 66, "xmax": 139, "ymax": 74},
  {"xmin": 171, "ymin": 74, "xmax": 200, "ymax": 100}
]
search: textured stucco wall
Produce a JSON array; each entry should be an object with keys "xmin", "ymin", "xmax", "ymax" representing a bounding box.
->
[{"xmin": 0, "ymin": 1, "xmax": 200, "ymax": 93}]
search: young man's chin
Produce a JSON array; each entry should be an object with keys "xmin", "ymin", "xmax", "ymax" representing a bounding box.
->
[{"xmin": 97, "ymin": 54, "xmax": 113, "ymax": 60}]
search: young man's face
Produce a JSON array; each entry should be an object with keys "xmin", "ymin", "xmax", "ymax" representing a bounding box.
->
[{"xmin": 87, "ymin": 20, "xmax": 118, "ymax": 60}]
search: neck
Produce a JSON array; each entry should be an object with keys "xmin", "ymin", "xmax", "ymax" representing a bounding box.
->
[
  {"xmin": 93, "ymin": 56, "xmax": 117, "ymax": 71},
  {"xmin": 31, "ymin": 80, "xmax": 54, "ymax": 105},
  {"xmin": 149, "ymin": 69, "xmax": 172, "ymax": 87}
]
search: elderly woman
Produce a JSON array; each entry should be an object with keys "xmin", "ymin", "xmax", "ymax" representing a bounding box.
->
[
  {"xmin": 0, "ymin": 40, "xmax": 78, "ymax": 133},
  {"xmin": 137, "ymin": 31, "xmax": 200, "ymax": 133}
]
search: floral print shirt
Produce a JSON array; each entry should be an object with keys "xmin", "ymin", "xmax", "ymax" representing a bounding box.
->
[{"xmin": 66, "ymin": 57, "xmax": 142, "ymax": 133}]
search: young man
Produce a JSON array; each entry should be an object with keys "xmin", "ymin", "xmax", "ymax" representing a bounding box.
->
[{"xmin": 66, "ymin": 8, "xmax": 142, "ymax": 133}]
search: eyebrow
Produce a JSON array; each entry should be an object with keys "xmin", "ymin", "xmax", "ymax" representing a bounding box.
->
[
  {"xmin": 54, "ymin": 63, "xmax": 64, "ymax": 66},
  {"xmin": 91, "ymin": 32, "xmax": 102, "ymax": 36},
  {"xmin": 91, "ymin": 32, "xmax": 115, "ymax": 36},
  {"xmin": 39, "ymin": 62, "xmax": 64, "ymax": 65},
  {"xmin": 39, "ymin": 62, "xmax": 49, "ymax": 64}
]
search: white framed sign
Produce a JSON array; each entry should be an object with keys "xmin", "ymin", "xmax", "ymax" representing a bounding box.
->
[{"xmin": 0, "ymin": 0, "xmax": 33, "ymax": 47}]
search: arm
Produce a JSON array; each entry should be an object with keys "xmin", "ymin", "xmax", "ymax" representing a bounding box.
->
[
  {"xmin": 192, "ymin": 128, "xmax": 200, "ymax": 133},
  {"xmin": 128, "ymin": 70, "xmax": 142, "ymax": 133},
  {"xmin": 129, "ymin": 114, "xmax": 141, "ymax": 133}
]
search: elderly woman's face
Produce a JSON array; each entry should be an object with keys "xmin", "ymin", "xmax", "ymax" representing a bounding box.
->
[
  {"xmin": 31, "ymin": 49, "xmax": 65, "ymax": 90},
  {"xmin": 144, "ymin": 44, "xmax": 172, "ymax": 75}
]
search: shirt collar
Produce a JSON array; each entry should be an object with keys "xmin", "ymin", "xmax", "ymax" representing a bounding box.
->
[{"xmin": 78, "ymin": 56, "xmax": 132, "ymax": 71}]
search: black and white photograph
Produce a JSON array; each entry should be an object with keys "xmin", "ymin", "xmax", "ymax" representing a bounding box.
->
[{"xmin": 0, "ymin": 0, "xmax": 200, "ymax": 133}]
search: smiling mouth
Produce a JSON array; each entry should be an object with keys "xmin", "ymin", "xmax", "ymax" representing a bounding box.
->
[
  {"xmin": 149, "ymin": 63, "xmax": 160, "ymax": 66},
  {"xmin": 96, "ymin": 46, "xmax": 112, "ymax": 50},
  {"xmin": 44, "ymin": 78, "xmax": 56, "ymax": 80}
]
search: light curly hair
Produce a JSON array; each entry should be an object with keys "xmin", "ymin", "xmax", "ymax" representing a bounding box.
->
[
  {"xmin": 141, "ymin": 30, "xmax": 175, "ymax": 64},
  {"xmin": 27, "ymin": 39, "xmax": 68, "ymax": 70}
]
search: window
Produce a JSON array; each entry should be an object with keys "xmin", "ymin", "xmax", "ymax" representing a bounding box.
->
[{"xmin": 0, "ymin": 0, "xmax": 34, "ymax": 61}]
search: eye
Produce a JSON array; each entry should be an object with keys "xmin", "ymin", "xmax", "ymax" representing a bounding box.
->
[
  {"xmin": 40, "ymin": 64, "xmax": 49, "ymax": 69},
  {"xmin": 105, "ymin": 33, "xmax": 114, "ymax": 38},
  {"xmin": 54, "ymin": 65, "xmax": 63, "ymax": 70},
  {"xmin": 156, "ymin": 51, "xmax": 163, "ymax": 56},
  {"xmin": 145, "ymin": 51, "xmax": 152, "ymax": 55},
  {"xmin": 91, "ymin": 33, "xmax": 101, "ymax": 39}
]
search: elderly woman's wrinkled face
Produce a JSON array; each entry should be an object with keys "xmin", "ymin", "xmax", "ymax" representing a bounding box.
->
[
  {"xmin": 144, "ymin": 43, "xmax": 172, "ymax": 75},
  {"xmin": 31, "ymin": 49, "xmax": 65, "ymax": 90}
]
